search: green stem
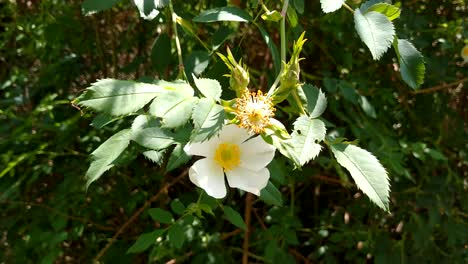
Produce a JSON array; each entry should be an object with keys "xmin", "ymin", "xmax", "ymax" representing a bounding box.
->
[
  {"xmin": 168, "ymin": 0, "xmax": 187, "ymax": 80},
  {"xmin": 291, "ymin": 89, "xmax": 306, "ymax": 115},
  {"xmin": 343, "ymin": 3, "xmax": 355, "ymax": 13},
  {"xmin": 267, "ymin": 0, "xmax": 289, "ymax": 97}
]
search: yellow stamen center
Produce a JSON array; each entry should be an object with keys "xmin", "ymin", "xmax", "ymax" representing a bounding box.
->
[
  {"xmin": 214, "ymin": 143, "xmax": 241, "ymax": 171},
  {"xmin": 235, "ymin": 90, "xmax": 275, "ymax": 134}
]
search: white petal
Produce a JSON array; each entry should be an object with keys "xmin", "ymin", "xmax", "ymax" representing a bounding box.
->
[
  {"xmin": 188, "ymin": 158, "xmax": 226, "ymax": 198},
  {"xmin": 184, "ymin": 137, "xmax": 220, "ymax": 158},
  {"xmin": 225, "ymin": 167, "xmax": 270, "ymax": 196},
  {"xmin": 218, "ymin": 124, "xmax": 251, "ymax": 144},
  {"xmin": 240, "ymin": 136, "xmax": 276, "ymax": 171}
]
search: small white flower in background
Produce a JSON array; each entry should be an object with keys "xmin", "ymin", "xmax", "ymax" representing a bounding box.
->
[{"xmin": 184, "ymin": 124, "xmax": 276, "ymax": 198}]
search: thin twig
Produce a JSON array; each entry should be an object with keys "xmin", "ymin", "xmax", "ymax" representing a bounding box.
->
[
  {"xmin": 1, "ymin": 200, "xmax": 114, "ymax": 231},
  {"xmin": 221, "ymin": 229, "xmax": 242, "ymax": 240},
  {"xmin": 94, "ymin": 169, "xmax": 188, "ymax": 262},
  {"xmin": 411, "ymin": 77, "xmax": 467, "ymax": 95},
  {"xmin": 168, "ymin": 0, "xmax": 187, "ymax": 80},
  {"xmin": 242, "ymin": 193, "xmax": 253, "ymax": 264}
]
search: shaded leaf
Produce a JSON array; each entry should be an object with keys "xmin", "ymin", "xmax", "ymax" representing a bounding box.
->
[
  {"xmin": 148, "ymin": 208, "xmax": 173, "ymax": 224},
  {"xmin": 82, "ymin": 0, "xmax": 121, "ymax": 15},
  {"xmin": 259, "ymin": 182, "xmax": 283, "ymax": 206},
  {"xmin": 394, "ymin": 39, "xmax": 425, "ymax": 89},
  {"xmin": 166, "ymin": 144, "xmax": 191, "ymax": 172},
  {"xmin": 191, "ymin": 98, "xmax": 225, "ymax": 142},
  {"xmin": 223, "ymin": 206, "xmax": 247, "ymax": 230},
  {"xmin": 302, "ymin": 84, "xmax": 327, "ymax": 118},
  {"xmin": 168, "ymin": 224, "xmax": 185, "ymax": 249},
  {"xmin": 132, "ymin": 127, "xmax": 175, "ymax": 150},
  {"xmin": 151, "ymin": 33, "xmax": 172, "ymax": 73},
  {"xmin": 127, "ymin": 229, "xmax": 164, "ymax": 253}
]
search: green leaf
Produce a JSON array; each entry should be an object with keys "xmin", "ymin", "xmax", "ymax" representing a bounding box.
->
[
  {"xmin": 223, "ymin": 206, "xmax": 247, "ymax": 230},
  {"xmin": 359, "ymin": 96, "xmax": 377, "ymax": 118},
  {"xmin": 142, "ymin": 150, "xmax": 165, "ymax": 165},
  {"xmin": 261, "ymin": 10, "xmax": 282, "ymax": 22},
  {"xmin": 168, "ymin": 224, "xmax": 185, "ymax": 249},
  {"xmin": 260, "ymin": 182, "xmax": 283, "ymax": 206},
  {"xmin": 354, "ymin": 8, "xmax": 395, "ymax": 60},
  {"xmin": 126, "ymin": 229, "xmax": 164, "ymax": 254},
  {"xmin": 132, "ymin": 127, "xmax": 175, "ymax": 150},
  {"xmin": 149, "ymin": 91, "xmax": 197, "ymax": 128},
  {"xmin": 320, "ymin": 0, "xmax": 345, "ymax": 13},
  {"xmin": 367, "ymin": 3, "xmax": 401, "ymax": 21},
  {"xmin": 302, "ymin": 84, "xmax": 327, "ymax": 118},
  {"xmin": 193, "ymin": 6, "xmax": 252, "ymax": 23},
  {"xmin": 86, "ymin": 129, "xmax": 132, "ymax": 188},
  {"xmin": 82, "ymin": 0, "xmax": 121, "ymax": 15},
  {"xmin": 153, "ymin": 79, "xmax": 194, "ymax": 97},
  {"xmin": 77, "ymin": 79, "xmax": 164, "ymax": 116},
  {"xmin": 193, "ymin": 76, "xmax": 222, "ymax": 101},
  {"xmin": 152, "ymin": 33, "xmax": 172, "ymax": 73},
  {"xmin": 148, "ymin": 208, "xmax": 173, "ymax": 224},
  {"xmin": 290, "ymin": 116, "xmax": 326, "ymax": 165},
  {"xmin": 286, "ymin": 6, "xmax": 298, "ymax": 28},
  {"xmin": 166, "ymin": 144, "xmax": 191, "ymax": 172},
  {"xmin": 256, "ymin": 24, "xmax": 281, "ymax": 73},
  {"xmin": 170, "ymin": 199, "xmax": 186, "ymax": 215},
  {"xmin": 292, "ymin": 0, "xmax": 305, "ymax": 14},
  {"xmin": 330, "ymin": 143, "xmax": 390, "ymax": 211},
  {"xmin": 91, "ymin": 113, "xmax": 122, "ymax": 128},
  {"xmin": 184, "ymin": 50, "xmax": 210, "ymax": 80},
  {"xmin": 190, "ymin": 98, "xmax": 225, "ymax": 142},
  {"xmin": 394, "ymin": 39, "xmax": 425, "ymax": 89}
]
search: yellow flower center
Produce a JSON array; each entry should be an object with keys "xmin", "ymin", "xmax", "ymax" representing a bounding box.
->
[
  {"xmin": 214, "ymin": 143, "xmax": 241, "ymax": 171},
  {"xmin": 235, "ymin": 90, "xmax": 275, "ymax": 134}
]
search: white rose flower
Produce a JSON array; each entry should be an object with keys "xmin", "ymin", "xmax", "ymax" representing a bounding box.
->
[{"xmin": 184, "ymin": 124, "xmax": 276, "ymax": 198}]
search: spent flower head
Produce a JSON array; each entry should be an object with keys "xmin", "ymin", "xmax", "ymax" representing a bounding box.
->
[
  {"xmin": 184, "ymin": 124, "xmax": 276, "ymax": 198},
  {"xmin": 235, "ymin": 90, "xmax": 275, "ymax": 134}
]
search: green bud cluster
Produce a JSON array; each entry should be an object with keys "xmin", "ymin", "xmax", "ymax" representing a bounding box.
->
[{"xmin": 217, "ymin": 47, "xmax": 250, "ymax": 97}]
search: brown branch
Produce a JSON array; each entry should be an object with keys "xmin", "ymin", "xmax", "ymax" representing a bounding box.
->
[
  {"xmin": 94, "ymin": 169, "xmax": 188, "ymax": 262},
  {"xmin": 221, "ymin": 229, "xmax": 242, "ymax": 240},
  {"xmin": 242, "ymin": 193, "xmax": 253, "ymax": 264},
  {"xmin": 412, "ymin": 77, "xmax": 468, "ymax": 95},
  {"xmin": 1, "ymin": 200, "xmax": 114, "ymax": 231},
  {"xmin": 289, "ymin": 248, "xmax": 312, "ymax": 264}
]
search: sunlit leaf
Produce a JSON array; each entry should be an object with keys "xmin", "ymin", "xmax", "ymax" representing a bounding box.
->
[
  {"xmin": 354, "ymin": 8, "xmax": 395, "ymax": 60},
  {"xmin": 193, "ymin": 76, "xmax": 222, "ymax": 101},
  {"xmin": 193, "ymin": 6, "xmax": 252, "ymax": 23},
  {"xmin": 149, "ymin": 91, "xmax": 198, "ymax": 128},
  {"xmin": 132, "ymin": 127, "xmax": 175, "ymax": 150},
  {"xmin": 290, "ymin": 116, "xmax": 326, "ymax": 165},
  {"xmin": 367, "ymin": 3, "xmax": 401, "ymax": 21},
  {"xmin": 86, "ymin": 129, "xmax": 132, "ymax": 188},
  {"xmin": 331, "ymin": 143, "xmax": 390, "ymax": 211},
  {"xmin": 77, "ymin": 79, "xmax": 164, "ymax": 116},
  {"xmin": 320, "ymin": 0, "xmax": 345, "ymax": 13}
]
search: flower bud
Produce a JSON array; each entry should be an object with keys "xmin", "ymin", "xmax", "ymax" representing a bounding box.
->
[
  {"xmin": 272, "ymin": 32, "xmax": 307, "ymax": 104},
  {"xmin": 217, "ymin": 47, "xmax": 250, "ymax": 97}
]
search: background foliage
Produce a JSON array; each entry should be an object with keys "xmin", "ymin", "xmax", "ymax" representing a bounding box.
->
[{"xmin": 1, "ymin": 0, "xmax": 466, "ymax": 263}]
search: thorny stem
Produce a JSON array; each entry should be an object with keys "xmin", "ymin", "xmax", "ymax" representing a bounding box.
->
[{"xmin": 168, "ymin": 0, "xmax": 187, "ymax": 80}]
